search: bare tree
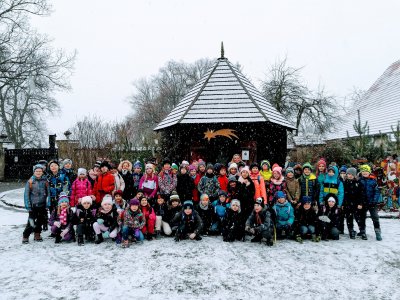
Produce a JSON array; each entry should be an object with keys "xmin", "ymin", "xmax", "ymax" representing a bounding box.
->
[{"xmin": 261, "ymin": 57, "xmax": 340, "ymax": 136}]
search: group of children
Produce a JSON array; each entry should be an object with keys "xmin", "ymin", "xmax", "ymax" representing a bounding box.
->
[{"xmin": 22, "ymin": 154, "xmax": 391, "ymax": 247}]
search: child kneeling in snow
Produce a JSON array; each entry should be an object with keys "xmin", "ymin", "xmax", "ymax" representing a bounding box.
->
[
  {"xmin": 172, "ymin": 200, "xmax": 203, "ymax": 242},
  {"xmin": 295, "ymin": 198, "xmax": 319, "ymax": 243},
  {"xmin": 50, "ymin": 193, "xmax": 75, "ymax": 244},
  {"xmin": 245, "ymin": 198, "xmax": 275, "ymax": 246},
  {"xmin": 118, "ymin": 198, "xmax": 145, "ymax": 247},
  {"xmin": 196, "ymin": 194, "xmax": 215, "ymax": 236},
  {"xmin": 318, "ymin": 195, "xmax": 340, "ymax": 241},
  {"xmin": 114, "ymin": 190, "xmax": 127, "ymax": 214},
  {"xmin": 75, "ymin": 196, "xmax": 97, "ymax": 245},
  {"xmin": 222, "ymin": 199, "xmax": 245, "ymax": 242},
  {"xmin": 93, "ymin": 195, "xmax": 118, "ymax": 244},
  {"xmin": 210, "ymin": 191, "xmax": 230, "ymax": 234},
  {"xmin": 273, "ymin": 191, "xmax": 295, "ymax": 239},
  {"xmin": 154, "ymin": 194, "xmax": 172, "ymax": 238}
]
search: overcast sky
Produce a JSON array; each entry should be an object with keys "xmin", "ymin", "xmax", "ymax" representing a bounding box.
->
[{"xmin": 30, "ymin": 0, "xmax": 400, "ymax": 138}]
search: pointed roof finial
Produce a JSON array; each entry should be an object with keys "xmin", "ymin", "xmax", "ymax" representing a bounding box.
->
[{"xmin": 220, "ymin": 41, "xmax": 224, "ymax": 59}]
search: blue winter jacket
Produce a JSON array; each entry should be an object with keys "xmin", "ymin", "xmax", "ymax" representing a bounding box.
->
[
  {"xmin": 273, "ymin": 200, "xmax": 294, "ymax": 227},
  {"xmin": 24, "ymin": 176, "xmax": 50, "ymax": 211},
  {"xmin": 359, "ymin": 176, "xmax": 380, "ymax": 204},
  {"xmin": 319, "ymin": 166, "xmax": 344, "ymax": 206},
  {"xmin": 212, "ymin": 200, "xmax": 230, "ymax": 219},
  {"xmin": 47, "ymin": 172, "xmax": 70, "ymax": 200}
]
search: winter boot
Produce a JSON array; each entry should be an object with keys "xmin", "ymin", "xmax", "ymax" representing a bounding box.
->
[
  {"xmin": 374, "ymin": 228, "xmax": 382, "ymax": 241},
  {"xmin": 266, "ymin": 239, "xmax": 273, "ymax": 246},
  {"xmin": 78, "ymin": 235, "xmax": 84, "ymax": 246},
  {"xmin": 146, "ymin": 233, "xmax": 153, "ymax": 241},
  {"xmin": 155, "ymin": 230, "xmax": 161, "ymax": 240},
  {"xmin": 22, "ymin": 236, "xmax": 29, "ymax": 244},
  {"xmin": 95, "ymin": 233, "xmax": 104, "ymax": 244},
  {"xmin": 55, "ymin": 234, "xmax": 62, "ymax": 244},
  {"xmin": 195, "ymin": 235, "xmax": 202, "ymax": 241},
  {"xmin": 295, "ymin": 235, "xmax": 303, "ymax": 244},
  {"xmin": 34, "ymin": 232, "xmax": 43, "ymax": 242},
  {"xmin": 360, "ymin": 231, "xmax": 368, "ymax": 240},
  {"xmin": 174, "ymin": 235, "xmax": 180, "ymax": 242},
  {"xmin": 349, "ymin": 230, "xmax": 356, "ymax": 240},
  {"xmin": 311, "ymin": 234, "xmax": 318, "ymax": 242},
  {"xmin": 251, "ymin": 235, "xmax": 262, "ymax": 243}
]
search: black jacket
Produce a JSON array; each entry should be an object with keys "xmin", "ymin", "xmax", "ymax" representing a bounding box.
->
[
  {"xmin": 196, "ymin": 203, "xmax": 215, "ymax": 231},
  {"xmin": 222, "ymin": 209, "xmax": 245, "ymax": 235},
  {"xmin": 343, "ymin": 179, "xmax": 367, "ymax": 208},
  {"xmin": 171, "ymin": 211, "xmax": 203, "ymax": 234},
  {"xmin": 119, "ymin": 171, "xmax": 135, "ymax": 200},
  {"xmin": 153, "ymin": 202, "xmax": 168, "ymax": 218},
  {"xmin": 296, "ymin": 206, "xmax": 318, "ymax": 228},
  {"xmin": 76, "ymin": 204, "xmax": 96, "ymax": 226},
  {"xmin": 96, "ymin": 205, "xmax": 118, "ymax": 231},
  {"xmin": 177, "ymin": 173, "xmax": 195, "ymax": 201}
]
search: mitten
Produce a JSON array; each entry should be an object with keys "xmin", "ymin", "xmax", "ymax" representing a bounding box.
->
[
  {"xmin": 60, "ymin": 228, "xmax": 69, "ymax": 238},
  {"xmin": 189, "ymin": 233, "xmax": 196, "ymax": 240},
  {"xmin": 102, "ymin": 231, "xmax": 110, "ymax": 238},
  {"xmin": 97, "ymin": 218, "xmax": 104, "ymax": 225},
  {"xmin": 318, "ymin": 215, "xmax": 331, "ymax": 223},
  {"xmin": 53, "ymin": 221, "xmax": 61, "ymax": 228}
]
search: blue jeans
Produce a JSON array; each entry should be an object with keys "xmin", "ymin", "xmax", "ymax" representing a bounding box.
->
[
  {"xmin": 300, "ymin": 225, "xmax": 315, "ymax": 235},
  {"xmin": 122, "ymin": 226, "xmax": 144, "ymax": 241}
]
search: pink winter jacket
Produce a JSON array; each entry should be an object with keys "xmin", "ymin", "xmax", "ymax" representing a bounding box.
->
[{"xmin": 70, "ymin": 178, "xmax": 93, "ymax": 207}]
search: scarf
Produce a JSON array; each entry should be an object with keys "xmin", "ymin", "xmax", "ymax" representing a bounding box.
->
[
  {"xmin": 199, "ymin": 202, "xmax": 209, "ymax": 210},
  {"xmin": 60, "ymin": 208, "xmax": 68, "ymax": 225}
]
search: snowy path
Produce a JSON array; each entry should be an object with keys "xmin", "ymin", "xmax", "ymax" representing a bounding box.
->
[{"xmin": 0, "ymin": 190, "xmax": 399, "ymax": 300}]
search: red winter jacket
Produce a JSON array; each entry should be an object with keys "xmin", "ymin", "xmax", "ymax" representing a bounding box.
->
[
  {"xmin": 93, "ymin": 172, "xmax": 115, "ymax": 204},
  {"xmin": 218, "ymin": 175, "xmax": 228, "ymax": 192},
  {"xmin": 70, "ymin": 178, "xmax": 93, "ymax": 207}
]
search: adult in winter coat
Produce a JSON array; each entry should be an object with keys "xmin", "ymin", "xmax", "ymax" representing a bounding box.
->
[
  {"xmin": 249, "ymin": 163, "xmax": 267, "ymax": 204},
  {"xmin": 319, "ymin": 165, "xmax": 344, "ymax": 207},
  {"xmin": 158, "ymin": 158, "xmax": 177, "ymax": 201},
  {"xmin": 70, "ymin": 168, "xmax": 93, "ymax": 207},
  {"xmin": 318, "ymin": 196, "xmax": 341, "ymax": 240},
  {"xmin": 139, "ymin": 164, "xmax": 159, "ymax": 202},
  {"xmin": 222, "ymin": 199, "xmax": 245, "ymax": 242},
  {"xmin": 238, "ymin": 167, "xmax": 256, "ymax": 219},
  {"xmin": 47, "ymin": 160, "xmax": 70, "ymax": 213},
  {"xmin": 298, "ymin": 162, "xmax": 318, "ymax": 205},
  {"xmin": 118, "ymin": 160, "xmax": 135, "ymax": 201},
  {"xmin": 177, "ymin": 165, "xmax": 195, "ymax": 201},
  {"xmin": 198, "ymin": 164, "xmax": 220, "ymax": 201},
  {"xmin": 22, "ymin": 164, "xmax": 50, "ymax": 244},
  {"xmin": 273, "ymin": 191, "xmax": 295, "ymax": 239},
  {"xmin": 359, "ymin": 164, "xmax": 382, "ymax": 241},
  {"xmin": 93, "ymin": 161, "xmax": 115, "ymax": 206},
  {"xmin": 49, "ymin": 194, "xmax": 76, "ymax": 243},
  {"xmin": 172, "ymin": 200, "xmax": 203, "ymax": 241},
  {"xmin": 245, "ymin": 198, "xmax": 275, "ymax": 246},
  {"xmin": 343, "ymin": 167, "xmax": 367, "ymax": 239}
]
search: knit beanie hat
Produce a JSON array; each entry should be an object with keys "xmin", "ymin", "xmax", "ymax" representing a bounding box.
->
[
  {"xmin": 272, "ymin": 165, "xmax": 283, "ymax": 175},
  {"xmin": 346, "ymin": 167, "xmax": 357, "ymax": 177},
  {"xmin": 99, "ymin": 161, "xmax": 111, "ymax": 170},
  {"xmin": 218, "ymin": 190, "xmax": 227, "ymax": 197},
  {"xmin": 170, "ymin": 191, "xmax": 180, "ymax": 202},
  {"xmin": 228, "ymin": 163, "xmax": 238, "ymax": 171},
  {"xmin": 276, "ymin": 191, "xmax": 286, "ymax": 199},
  {"xmin": 63, "ymin": 159, "xmax": 72, "ymax": 166},
  {"xmin": 114, "ymin": 190, "xmax": 123, "ymax": 197},
  {"xmin": 48, "ymin": 159, "xmax": 59, "ymax": 168},
  {"xmin": 317, "ymin": 159, "xmax": 327, "ymax": 168},
  {"xmin": 228, "ymin": 175, "xmax": 237, "ymax": 182},
  {"xmin": 101, "ymin": 195, "xmax": 113, "ymax": 206},
  {"xmin": 302, "ymin": 162, "xmax": 313, "ymax": 170},
  {"xmin": 360, "ymin": 164, "xmax": 371, "ymax": 173},
  {"xmin": 181, "ymin": 160, "xmax": 189, "ymax": 167},
  {"xmin": 145, "ymin": 163, "xmax": 154, "ymax": 170},
  {"xmin": 188, "ymin": 164, "xmax": 197, "ymax": 172},
  {"xmin": 285, "ymin": 167, "xmax": 294, "ymax": 175},
  {"xmin": 133, "ymin": 161, "xmax": 142, "ymax": 169},
  {"xmin": 77, "ymin": 168, "xmax": 87, "ymax": 176},
  {"xmin": 129, "ymin": 198, "xmax": 140, "ymax": 206},
  {"xmin": 339, "ymin": 165, "xmax": 348, "ymax": 173},
  {"xmin": 206, "ymin": 163, "xmax": 214, "ymax": 171},
  {"xmin": 260, "ymin": 160, "xmax": 270, "ymax": 168},
  {"xmin": 240, "ymin": 166, "xmax": 250, "ymax": 174},
  {"xmin": 81, "ymin": 196, "xmax": 93, "ymax": 205},
  {"xmin": 255, "ymin": 197, "xmax": 264, "ymax": 207},
  {"xmin": 198, "ymin": 160, "xmax": 206, "ymax": 169},
  {"xmin": 231, "ymin": 199, "xmax": 241, "ymax": 212},
  {"xmin": 58, "ymin": 193, "xmax": 69, "ymax": 206},
  {"xmin": 183, "ymin": 200, "xmax": 194, "ymax": 210},
  {"xmin": 327, "ymin": 196, "xmax": 336, "ymax": 204},
  {"xmin": 32, "ymin": 164, "xmax": 44, "ymax": 172},
  {"xmin": 171, "ymin": 163, "xmax": 179, "ymax": 171},
  {"xmin": 250, "ymin": 162, "xmax": 259, "ymax": 170}
]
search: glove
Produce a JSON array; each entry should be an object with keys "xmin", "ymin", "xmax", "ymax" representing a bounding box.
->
[
  {"xmin": 245, "ymin": 225, "xmax": 251, "ymax": 232},
  {"xmin": 189, "ymin": 233, "xmax": 196, "ymax": 240},
  {"xmin": 42, "ymin": 223, "xmax": 48, "ymax": 231},
  {"xmin": 53, "ymin": 221, "xmax": 61, "ymax": 228},
  {"xmin": 60, "ymin": 228, "xmax": 69, "ymax": 238},
  {"xmin": 102, "ymin": 231, "xmax": 110, "ymax": 238},
  {"xmin": 28, "ymin": 218, "xmax": 36, "ymax": 229},
  {"xmin": 318, "ymin": 215, "xmax": 331, "ymax": 223},
  {"xmin": 97, "ymin": 218, "xmax": 104, "ymax": 225}
]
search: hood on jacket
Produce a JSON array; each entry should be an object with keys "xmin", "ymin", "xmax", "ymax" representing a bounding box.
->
[{"xmin": 118, "ymin": 160, "xmax": 133, "ymax": 172}]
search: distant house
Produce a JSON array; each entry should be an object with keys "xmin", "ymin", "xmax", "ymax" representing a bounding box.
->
[
  {"xmin": 154, "ymin": 46, "xmax": 296, "ymax": 165},
  {"xmin": 326, "ymin": 60, "xmax": 400, "ymax": 144}
]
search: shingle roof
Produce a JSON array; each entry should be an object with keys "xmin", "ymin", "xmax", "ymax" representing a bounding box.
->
[
  {"xmin": 154, "ymin": 57, "xmax": 296, "ymax": 131},
  {"xmin": 327, "ymin": 60, "xmax": 400, "ymax": 140}
]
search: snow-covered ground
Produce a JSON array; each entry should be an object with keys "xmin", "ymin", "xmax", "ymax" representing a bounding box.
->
[{"xmin": 0, "ymin": 189, "xmax": 399, "ymax": 300}]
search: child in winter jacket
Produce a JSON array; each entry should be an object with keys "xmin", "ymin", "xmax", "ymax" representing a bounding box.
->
[
  {"xmin": 260, "ymin": 160, "xmax": 272, "ymax": 185},
  {"xmin": 114, "ymin": 190, "xmax": 127, "ymax": 214},
  {"xmin": 298, "ymin": 163, "xmax": 318, "ymax": 206},
  {"xmin": 93, "ymin": 161, "xmax": 115, "ymax": 206},
  {"xmin": 177, "ymin": 164, "xmax": 195, "ymax": 201},
  {"xmin": 217, "ymin": 165, "xmax": 229, "ymax": 193},
  {"xmin": 139, "ymin": 164, "xmax": 159, "ymax": 204},
  {"xmin": 93, "ymin": 195, "xmax": 119, "ymax": 244},
  {"xmin": 245, "ymin": 198, "xmax": 275, "ymax": 246},
  {"xmin": 273, "ymin": 191, "xmax": 294, "ymax": 239},
  {"xmin": 211, "ymin": 191, "xmax": 230, "ymax": 234},
  {"xmin": 285, "ymin": 167, "xmax": 300, "ymax": 209},
  {"xmin": 165, "ymin": 192, "xmax": 182, "ymax": 233},
  {"xmin": 318, "ymin": 196, "xmax": 340, "ymax": 240},
  {"xmin": 315, "ymin": 159, "xmax": 327, "ymax": 200},
  {"xmin": 158, "ymin": 158, "xmax": 177, "ymax": 200},
  {"xmin": 75, "ymin": 196, "xmax": 97, "ymax": 245},
  {"xmin": 47, "ymin": 160, "xmax": 70, "ymax": 213},
  {"xmin": 111, "ymin": 164, "xmax": 125, "ymax": 194},
  {"xmin": 319, "ymin": 166, "xmax": 344, "ymax": 207},
  {"xmin": 118, "ymin": 160, "xmax": 135, "ymax": 201},
  {"xmin": 250, "ymin": 163, "xmax": 267, "ymax": 204},
  {"xmin": 196, "ymin": 194, "xmax": 215, "ymax": 235},
  {"xmin": 49, "ymin": 194, "xmax": 76, "ymax": 244},
  {"xmin": 61, "ymin": 159, "xmax": 77, "ymax": 193},
  {"xmin": 359, "ymin": 164, "xmax": 382, "ymax": 241},
  {"xmin": 343, "ymin": 167, "xmax": 367, "ymax": 240},
  {"xmin": 22, "ymin": 164, "xmax": 50, "ymax": 244},
  {"xmin": 154, "ymin": 194, "xmax": 172, "ymax": 237},
  {"xmin": 268, "ymin": 165, "xmax": 286, "ymax": 205},
  {"xmin": 198, "ymin": 164, "xmax": 220, "ymax": 201},
  {"xmin": 118, "ymin": 198, "xmax": 145, "ymax": 247},
  {"xmin": 228, "ymin": 163, "xmax": 240, "ymax": 180},
  {"xmin": 295, "ymin": 198, "xmax": 319, "ymax": 243},
  {"xmin": 172, "ymin": 200, "xmax": 203, "ymax": 242},
  {"xmin": 132, "ymin": 161, "xmax": 143, "ymax": 197},
  {"xmin": 238, "ymin": 167, "xmax": 256, "ymax": 217},
  {"xmin": 189, "ymin": 165, "xmax": 200, "ymax": 203},
  {"xmin": 222, "ymin": 199, "xmax": 245, "ymax": 242},
  {"xmin": 140, "ymin": 196, "xmax": 156, "ymax": 240},
  {"xmin": 70, "ymin": 168, "xmax": 93, "ymax": 207}
]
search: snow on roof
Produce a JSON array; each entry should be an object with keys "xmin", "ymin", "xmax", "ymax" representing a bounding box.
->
[
  {"xmin": 154, "ymin": 57, "xmax": 296, "ymax": 131},
  {"xmin": 327, "ymin": 60, "xmax": 400, "ymax": 140},
  {"xmin": 293, "ymin": 135, "xmax": 326, "ymax": 146}
]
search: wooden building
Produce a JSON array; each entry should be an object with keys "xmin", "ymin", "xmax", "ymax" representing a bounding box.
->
[{"xmin": 154, "ymin": 47, "xmax": 296, "ymax": 165}]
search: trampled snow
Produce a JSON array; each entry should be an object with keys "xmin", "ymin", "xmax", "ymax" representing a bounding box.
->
[{"xmin": 0, "ymin": 189, "xmax": 399, "ymax": 300}]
